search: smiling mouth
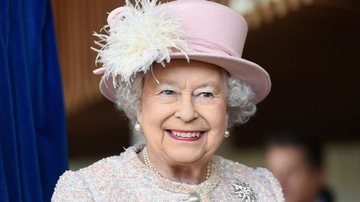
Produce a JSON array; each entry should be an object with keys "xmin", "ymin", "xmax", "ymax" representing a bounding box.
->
[{"xmin": 166, "ymin": 130, "xmax": 205, "ymax": 141}]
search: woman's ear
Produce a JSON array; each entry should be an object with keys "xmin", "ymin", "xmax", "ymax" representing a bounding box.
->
[
  {"xmin": 136, "ymin": 97, "xmax": 143, "ymax": 124},
  {"xmin": 225, "ymin": 113, "xmax": 229, "ymax": 128},
  {"xmin": 136, "ymin": 109, "xmax": 142, "ymax": 125}
]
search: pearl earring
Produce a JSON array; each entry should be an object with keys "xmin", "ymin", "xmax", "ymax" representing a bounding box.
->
[
  {"xmin": 134, "ymin": 122, "xmax": 141, "ymax": 131},
  {"xmin": 224, "ymin": 130, "xmax": 230, "ymax": 138}
]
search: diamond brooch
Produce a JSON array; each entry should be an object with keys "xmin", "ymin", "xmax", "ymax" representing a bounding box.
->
[{"xmin": 232, "ymin": 181, "xmax": 257, "ymax": 202}]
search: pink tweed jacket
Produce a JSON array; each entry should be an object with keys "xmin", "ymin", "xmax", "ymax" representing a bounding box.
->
[{"xmin": 52, "ymin": 144, "xmax": 284, "ymax": 201}]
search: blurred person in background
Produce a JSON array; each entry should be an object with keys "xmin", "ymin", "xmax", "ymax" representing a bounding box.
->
[{"xmin": 265, "ymin": 131, "xmax": 334, "ymax": 202}]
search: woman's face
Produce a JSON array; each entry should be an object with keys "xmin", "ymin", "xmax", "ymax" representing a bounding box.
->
[{"xmin": 137, "ymin": 59, "xmax": 228, "ymax": 166}]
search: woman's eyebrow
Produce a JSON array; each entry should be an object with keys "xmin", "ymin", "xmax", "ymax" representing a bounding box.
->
[
  {"xmin": 154, "ymin": 80, "xmax": 180, "ymax": 90},
  {"xmin": 155, "ymin": 79, "xmax": 178, "ymax": 86},
  {"xmin": 195, "ymin": 82, "xmax": 221, "ymax": 90}
]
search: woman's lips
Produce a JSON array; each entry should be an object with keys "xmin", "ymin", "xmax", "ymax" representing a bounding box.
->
[{"xmin": 166, "ymin": 130, "xmax": 205, "ymax": 142}]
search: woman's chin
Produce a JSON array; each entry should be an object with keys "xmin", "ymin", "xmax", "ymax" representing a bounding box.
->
[{"xmin": 165, "ymin": 146, "xmax": 207, "ymax": 164}]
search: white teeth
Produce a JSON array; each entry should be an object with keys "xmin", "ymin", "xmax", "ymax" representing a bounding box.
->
[{"xmin": 171, "ymin": 131, "xmax": 201, "ymax": 138}]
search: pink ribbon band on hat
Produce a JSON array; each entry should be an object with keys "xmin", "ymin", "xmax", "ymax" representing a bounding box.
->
[
  {"xmin": 94, "ymin": 37, "xmax": 238, "ymax": 75},
  {"xmin": 185, "ymin": 37, "xmax": 239, "ymax": 57}
]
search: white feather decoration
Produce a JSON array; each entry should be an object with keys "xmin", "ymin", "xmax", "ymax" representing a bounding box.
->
[{"xmin": 93, "ymin": 0, "xmax": 191, "ymax": 86}]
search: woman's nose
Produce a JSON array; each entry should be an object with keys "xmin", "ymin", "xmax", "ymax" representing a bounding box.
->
[{"xmin": 174, "ymin": 96, "xmax": 199, "ymax": 122}]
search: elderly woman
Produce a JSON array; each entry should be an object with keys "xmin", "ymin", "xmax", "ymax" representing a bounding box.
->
[{"xmin": 52, "ymin": 0, "xmax": 284, "ymax": 201}]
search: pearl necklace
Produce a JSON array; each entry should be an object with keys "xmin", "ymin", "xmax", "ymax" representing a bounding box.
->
[{"xmin": 142, "ymin": 146, "xmax": 213, "ymax": 180}]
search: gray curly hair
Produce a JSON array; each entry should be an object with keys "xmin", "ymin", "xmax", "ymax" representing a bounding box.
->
[{"xmin": 114, "ymin": 72, "xmax": 257, "ymax": 130}]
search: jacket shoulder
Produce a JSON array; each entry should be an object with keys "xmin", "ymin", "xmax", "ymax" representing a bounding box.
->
[{"xmin": 215, "ymin": 156, "xmax": 284, "ymax": 201}]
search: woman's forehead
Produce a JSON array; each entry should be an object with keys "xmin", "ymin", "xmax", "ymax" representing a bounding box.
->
[{"xmin": 145, "ymin": 60, "xmax": 226, "ymax": 85}]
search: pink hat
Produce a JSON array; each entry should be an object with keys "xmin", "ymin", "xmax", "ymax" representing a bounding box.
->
[{"xmin": 93, "ymin": 0, "xmax": 271, "ymax": 104}]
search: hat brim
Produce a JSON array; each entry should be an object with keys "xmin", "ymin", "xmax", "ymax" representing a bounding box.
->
[{"xmin": 95, "ymin": 53, "xmax": 271, "ymax": 104}]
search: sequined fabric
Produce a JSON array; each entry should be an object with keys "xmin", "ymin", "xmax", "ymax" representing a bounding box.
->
[{"xmin": 52, "ymin": 144, "xmax": 284, "ymax": 201}]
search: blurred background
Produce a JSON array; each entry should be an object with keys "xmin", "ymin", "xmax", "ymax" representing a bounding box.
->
[{"xmin": 51, "ymin": 0, "xmax": 359, "ymax": 201}]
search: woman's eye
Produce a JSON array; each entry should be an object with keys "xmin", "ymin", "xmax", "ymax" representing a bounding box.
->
[
  {"xmin": 159, "ymin": 90, "xmax": 176, "ymax": 95},
  {"xmin": 199, "ymin": 92, "xmax": 214, "ymax": 98}
]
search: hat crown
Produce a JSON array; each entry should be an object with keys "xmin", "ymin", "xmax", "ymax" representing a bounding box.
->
[
  {"xmin": 163, "ymin": 0, "xmax": 248, "ymax": 58},
  {"xmin": 94, "ymin": 0, "xmax": 271, "ymax": 104}
]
